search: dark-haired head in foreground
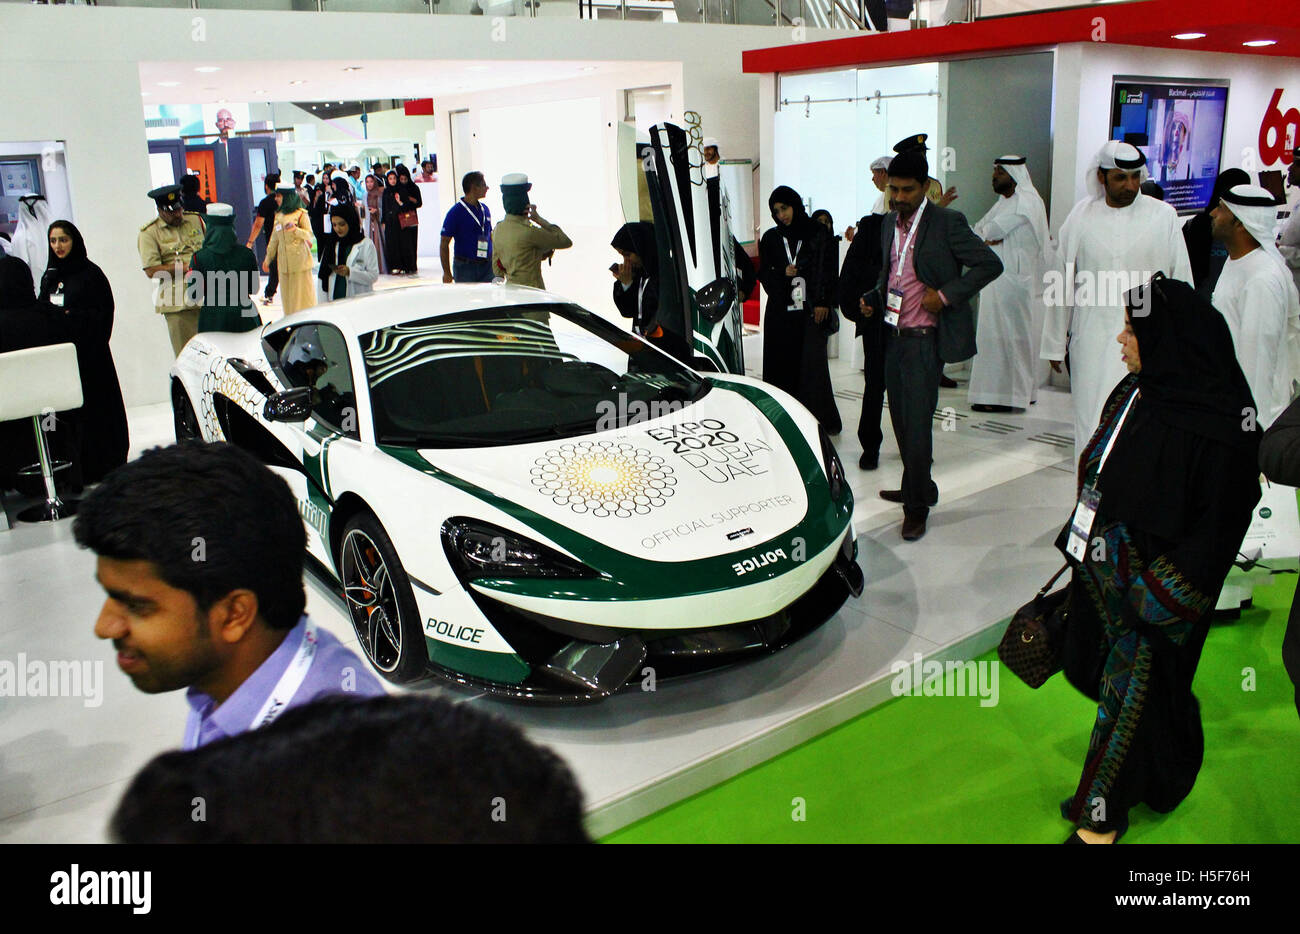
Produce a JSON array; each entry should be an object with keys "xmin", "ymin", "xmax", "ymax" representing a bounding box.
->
[
  {"xmin": 111, "ymin": 694, "xmax": 593, "ymax": 844},
  {"xmin": 74, "ymin": 442, "xmax": 307, "ymax": 699}
]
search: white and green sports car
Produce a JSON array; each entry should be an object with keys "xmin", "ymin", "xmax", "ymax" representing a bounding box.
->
[{"xmin": 170, "ymin": 285, "xmax": 862, "ymax": 702}]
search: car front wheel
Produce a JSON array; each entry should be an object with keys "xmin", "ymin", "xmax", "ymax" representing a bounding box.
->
[
  {"xmin": 172, "ymin": 380, "xmax": 202, "ymax": 442},
  {"xmin": 338, "ymin": 511, "xmax": 427, "ymax": 684}
]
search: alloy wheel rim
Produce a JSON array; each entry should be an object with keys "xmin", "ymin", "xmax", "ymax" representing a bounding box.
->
[{"xmin": 341, "ymin": 528, "xmax": 402, "ymax": 672}]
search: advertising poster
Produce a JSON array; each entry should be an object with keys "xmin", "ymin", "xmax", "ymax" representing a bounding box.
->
[{"xmin": 1111, "ymin": 79, "xmax": 1229, "ymax": 214}]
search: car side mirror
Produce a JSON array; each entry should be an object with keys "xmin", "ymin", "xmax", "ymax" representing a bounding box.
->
[
  {"xmin": 696, "ymin": 277, "xmax": 737, "ymax": 323},
  {"xmin": 264, "ymin": 386, "xmax": 313, "ymax": 422}
]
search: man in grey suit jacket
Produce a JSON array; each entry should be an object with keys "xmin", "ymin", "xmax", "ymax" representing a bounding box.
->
[{"xmin": 863, "ymin": 149, "xmax": 1002, "ymax": 540}]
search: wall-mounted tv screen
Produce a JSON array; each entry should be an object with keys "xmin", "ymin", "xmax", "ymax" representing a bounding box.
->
[{"xmin": 1110, "ymin": 78, "xmax": 1229, "ymax": 215}]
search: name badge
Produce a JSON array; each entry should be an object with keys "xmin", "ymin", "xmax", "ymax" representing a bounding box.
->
[
  {"xmin": 885, "ymin": 288, "xmax": 903, "ymax": 327},
  {"xmin": 50, "ymin": 290, "xmax": 64, "ymax": 308},
  {"xmin": 477, "ymin": 236, "xmax": 489, "ymax": 259},
  {"xmin": 788, "ymin": 281, "xmax": 805, "ymax": 312},
  {"xmin": 1065, "ymin": 486, "xmax": 1102, "ymax": 562}
]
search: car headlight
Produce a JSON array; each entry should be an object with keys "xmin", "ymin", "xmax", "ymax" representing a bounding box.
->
[
  {"xmin": 441, "ymin": 518, "xmax": 598, "ymax": 581},
  {"xmin": 818, "ymin": 427, "xmax": 845, "ymax": 501}
]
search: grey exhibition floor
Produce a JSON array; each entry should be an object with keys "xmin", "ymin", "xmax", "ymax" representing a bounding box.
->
[{"xmin": 0, "ymin": 353, "xmax": 1079, "ymax": 843}]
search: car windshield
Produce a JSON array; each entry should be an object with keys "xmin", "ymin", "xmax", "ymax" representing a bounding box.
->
[{"xmin": 361, "ymin": 303, "xmax": 709, "ymax": 448}]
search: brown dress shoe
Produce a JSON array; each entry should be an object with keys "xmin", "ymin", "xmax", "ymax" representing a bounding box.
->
[
  {"xmin": 879, "ymin": 489, "xmax": 904, "ymax": 503},
  {"xmin": 901, "ymin": 515, "xmax": 927, "ymax": 541}
]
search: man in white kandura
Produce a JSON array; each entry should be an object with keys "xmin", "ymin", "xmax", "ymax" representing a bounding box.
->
[
  {"xmin": 1211, "ymin": 183, "xmax": 1300, "ymax": 430},
  {"xmin": 1041, "ymin": 140, "xmax": 1192, "ymax": 462},
  {"xmin": 967, "ymin": 155, "xmax": 1053, "ymax": 413},
  {"xmin": 1209, "ymin": 182, "xmax": 1300, "ymax": 613}
]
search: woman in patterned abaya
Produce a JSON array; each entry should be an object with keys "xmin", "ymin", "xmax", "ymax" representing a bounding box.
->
[
  {"xmin": 1056, "ymin": 274, "xmax": 1260, "ymax": 843},
  {"xmin": 364, "ymin": 173, "xmax": 387, "ymax": 275},
  {"xmin": 758, "ymin": 185, "xmax": 840, "ymax": 433},
  {"xmin": 38, "ymin": 221, "xmax": 129, "ymax": 486}
]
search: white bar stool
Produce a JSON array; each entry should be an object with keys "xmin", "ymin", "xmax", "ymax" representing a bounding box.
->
[{"xmin": 0, "ymin": 343, "xmax": 84, "ymax": 523}]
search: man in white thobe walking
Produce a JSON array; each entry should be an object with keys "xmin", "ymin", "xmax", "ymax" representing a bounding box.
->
[
  {"xmin": 968, "ymin": 155, "xmax": 1053, "ymax": 412},
  {"xmin": 1041, "ymin": 141, "xmax": 1193, "ymax": 462}
]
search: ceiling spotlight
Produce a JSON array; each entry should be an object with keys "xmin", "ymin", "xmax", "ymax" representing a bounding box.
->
[
  {"xmin": 254, "ymin": 89, "xmax": 268, "ymax": 95},
  {"xmin": 311, "ymin": 105, "xmax": 318, "ymax": 110},
  {"xmin": 289, "ymin": 80, "xmax": 306, "ymax": 86},
  {"xmin": 157, "ymin": 80, "xmax": 180, "ymax": 87},
  {"xmin": 195, "ymin": 66, "xmax": 221, "ymax": 73},
  {"xmin": 217, "ymin": 98, "xmax": 228, "ymax": 104},
  {"xmin": 342, "ymin": 66, "xmax": 363, "ymax": 72},
  {"xmin": 1243, "ymin": 39, "xmax": 1278, "ymax": 47},
  {"xmin": 338, "ymin": 100, "xmax": 344, "ymax": 105},
  {"xmin": 580, "ymin": 66, "xmax": 597, "ymax": 72},
  {"xmin": 1172, "ymin": 32, "xmax": 1206, "ymax": 40}
]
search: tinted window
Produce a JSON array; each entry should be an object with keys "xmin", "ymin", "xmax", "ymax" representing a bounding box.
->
[{"xmin": 361, "ymin": 303, "xmax": 707, "ymax": 448}]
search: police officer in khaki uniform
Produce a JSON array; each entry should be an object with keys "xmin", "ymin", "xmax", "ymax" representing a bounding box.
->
[{"xmin": 138, "ymin": 184, "xmax": 206, "ymax": 355}]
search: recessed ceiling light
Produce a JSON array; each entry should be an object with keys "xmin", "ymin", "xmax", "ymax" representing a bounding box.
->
[
  {"xmin": 217, "ymin": 99, "xmax": 228, "ymax": 104},
  {"xmin": 342, "ymin": 66, "xmax": 363, "ymax": 72},
  {"xmin": 580, "ymin": 66, "xmax": 597, "ymax": 72},
  {"xmin": 157, "ymin": 80, "xmax": 180, "ymax": 87},
  {"xmin": 467, "ymin": 65, "xmax": 489, "ymax": 72},
  {"xmin": 1243, "ymin": 39, "xmax": 1277, "ymax": 47},
  {"xmin": 195, "ymin": 66, "xmax": 221, "ymax": 73},
  {"xmin": 1172, "ymin": 32, "xmax": 1206, "ymax": 40},
  {"xmin": 141, "ymin": 91, "xmax": 151, "ymax": 97},
  {"xmin": 254, "ymin": 89, "xmax": 268, "ymax": 95},
  {"xmin": 289, "ymin": 80, "xmax": 306, "ymax": 86},
  {"xmin": 311, "ymin": 105, "xmax": 318, "ymax": 110}
]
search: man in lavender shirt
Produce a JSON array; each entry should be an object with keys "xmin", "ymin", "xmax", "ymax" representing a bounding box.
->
[
  {"xmin": 862, "ymin": 148, "xmax": 1002, "ymax": 541},
  {"xmin": 75, "ymin": 442, "xmax": 384, "ymax": 750}
]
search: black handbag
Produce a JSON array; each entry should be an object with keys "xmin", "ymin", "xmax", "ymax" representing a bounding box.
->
[{"xmin": 998, "ymin": 564, "xmax": 1071, "ymax": 689}]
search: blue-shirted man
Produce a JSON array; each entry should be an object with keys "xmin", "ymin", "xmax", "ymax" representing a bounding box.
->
[
  {"xmin": 75, "ymin": 442, "xmax": 384, "ymax": 751},
  {"xmin": 440, "ymin": 171, "xmax": 493, "ymax": 283}
]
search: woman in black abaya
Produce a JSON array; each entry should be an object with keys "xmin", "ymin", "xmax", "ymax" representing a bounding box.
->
[
  {"xmin": 381, "ymin": 170, "xmax": 405, "ymax": 274},
  {"xmin": 0, "ymin": 256, "xmax": 73, "ymax": 489},
  {"xmin": 1056, "ymin": 275, "xmax": 1260, "ymax": 843},
  {"xmin": 392, "ymin": 166, "xmax": 423, "ymax": 276},
  {"xmin": 758, "ymin": 185, "xmax": 840, "ymax": 433},
  {"xmin": 38, "ymin": 221, "xmax": 129, "ymax": 486}
]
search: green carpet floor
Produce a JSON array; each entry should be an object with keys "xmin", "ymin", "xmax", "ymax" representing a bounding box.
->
[{"xmin": 604, "ymin": 572, "xmax": 1300, "ymax": 844}]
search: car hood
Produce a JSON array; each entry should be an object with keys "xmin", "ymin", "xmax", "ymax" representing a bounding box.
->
[{"xmin": 418, "ymin": 385, "xmax": 815, "ymax": 562}]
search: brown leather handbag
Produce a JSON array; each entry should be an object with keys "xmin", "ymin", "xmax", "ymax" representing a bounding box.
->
[
  {"xmin": 398, "ymin": 209, "xmax": 419, "ymax": 229},
  {"xmin": 998, "ymin": 564, "xmax": 1071, "ymax": 689}
]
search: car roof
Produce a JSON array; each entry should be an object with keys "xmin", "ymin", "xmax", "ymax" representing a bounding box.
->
[{"xmin": 267, "ymin": 283, "xmax": 575, "ymax": 336}]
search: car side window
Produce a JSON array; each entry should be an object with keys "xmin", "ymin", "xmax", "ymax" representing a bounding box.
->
[{"xmin": 278, "ymin": 323, "xmax": 360, "ymax": 439}]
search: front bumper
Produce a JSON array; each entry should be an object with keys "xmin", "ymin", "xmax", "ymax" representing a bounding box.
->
[{"xmin": 433, "ymin": 533, "xmax": 862, "ymax": 703}]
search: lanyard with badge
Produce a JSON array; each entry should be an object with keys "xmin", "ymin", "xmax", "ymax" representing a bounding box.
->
[
  {"xmin": 887, "ymin": 196, "xmax": 927, "ymax": 328},
  {"xmin": 784, "ymin": 238, "xmax": 804, "ymax": 311},
  {"xmin": 461, "ymin": 200, "xmax": 491, "ymax": 259},
  {"xmin": 1065, "ymin": 390, "xmax": 1138, "ymax": 562},
  {"xmin": 183, "ymin": 618, "xmax": 319, "ymax": 749}
]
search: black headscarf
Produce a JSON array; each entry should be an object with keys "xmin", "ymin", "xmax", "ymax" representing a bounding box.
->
[
  {"xmin": 320, "ymin": 203, "xmax": 364, "ymax": 294},
  {"xmin": 1096, "ymin": 274, "xmax": 1259, "ymax": 539},
  {"xmin": 43, "ymin": 220, "xmax": 89, "ymax": 279},
  {"xmin": 330, "ymin": 176, "xmax": 354, "ymax": 205},
  {"xmin": 610, "ymin": 222, "xmax": 658, "ymax": 277},
  {"xmin": 768, "ymin": 185, "xmax": 818, "ymax": 246},
  {"xmin": 0, "ymin": 254, "xmax": 36, "ymax": 309}
]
